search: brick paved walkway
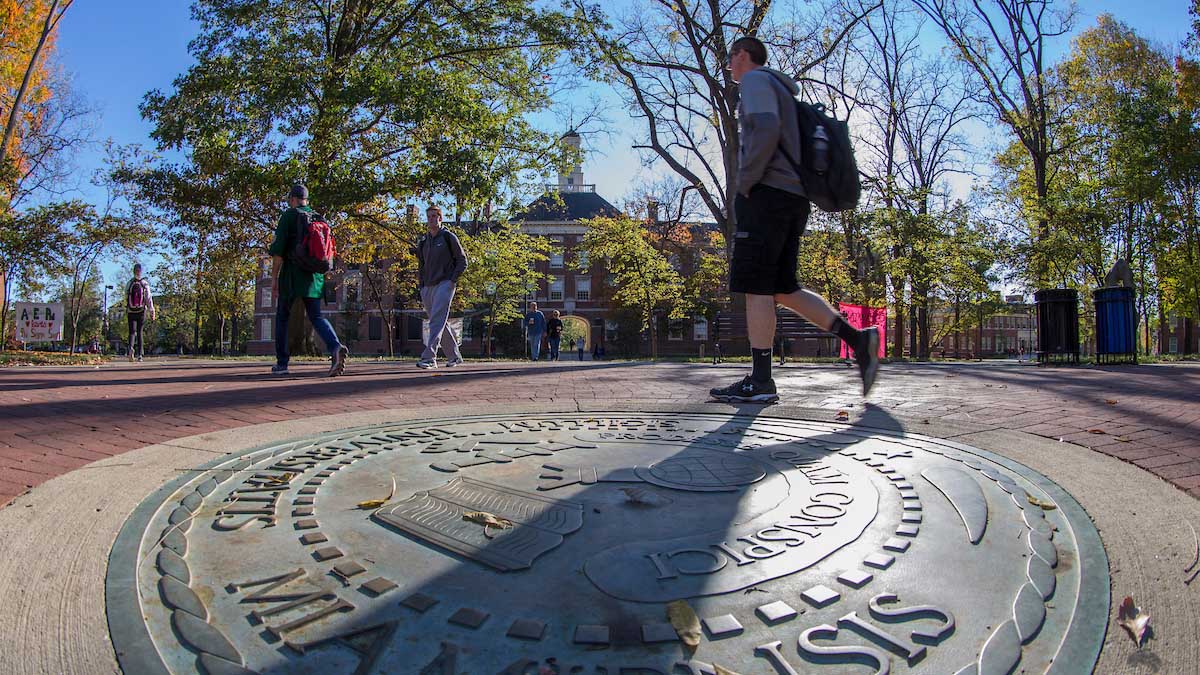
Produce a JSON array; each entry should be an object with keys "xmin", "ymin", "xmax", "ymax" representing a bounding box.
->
[{"xmin": 2, "ymin": 358, "xmax": 1198, "ymax": 506}]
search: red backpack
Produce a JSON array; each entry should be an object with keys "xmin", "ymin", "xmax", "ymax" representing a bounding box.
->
[{"xmin": 290, "ymin": 209, "xmax": 336, "ymax": 273}]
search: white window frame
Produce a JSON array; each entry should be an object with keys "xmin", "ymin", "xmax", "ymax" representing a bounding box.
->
[
  {"xmin": 577, "ymin": 250, "xmax": 589, "ymax": 268},
  {"xmin": 575, "ymin": 276, "xmax": 591, "ymax": 302},
  {"xmin": 550, "ymin": 251, "xmax": 564, "ymax": 268},
  {"xmin": 549, "ymin": 277, "xmax": 564, "ymax": 301},
  {"xmin": 261, "ymin": 286, "xmax": 273, "ymax": 309},
  {"xmin": 260, "ymin": 317, "xmax": 272, "ymax": 341},
  {"xmin": 694, "ymin": 316, "xmax": 709, "ymax": 341}
]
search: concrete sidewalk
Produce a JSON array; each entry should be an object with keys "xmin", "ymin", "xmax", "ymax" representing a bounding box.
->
[{"xmin": 1, "ymin": 358, "xmax": 1198, "ymax": 506}]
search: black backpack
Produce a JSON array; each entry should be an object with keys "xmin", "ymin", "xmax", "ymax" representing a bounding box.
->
[{"xmin": 767, "ymin": 73, "xmax": 861, "ymax": 212}]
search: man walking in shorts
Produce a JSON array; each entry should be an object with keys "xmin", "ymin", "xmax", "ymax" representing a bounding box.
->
[{"xmin": 710, "ymin": 37, "xmax": 878, "ymax": 403}]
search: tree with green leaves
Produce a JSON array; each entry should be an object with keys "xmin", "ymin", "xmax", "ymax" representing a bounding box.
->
[
  {"xmin": 455, "ymin": 222, "xmax": 554, "ymax": 357},
  {"xmin": 581, "ymin": 215, "xmax": 684, "ymax": 359},
  {"xmin": 914, "ymin": 0, "xmax": 1076, "ymax": 289}
]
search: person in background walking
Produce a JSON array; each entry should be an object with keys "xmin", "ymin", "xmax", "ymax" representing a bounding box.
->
[
  {"xmin": 577, "ymin": 339, "xmax": 585, "ymax": 361},
  {"xmin": 414, "ymin": 204, "xmax": 468, "ymax": 369},
  {"xmin": 525, "ymin": 302, "xmax": 546, "ymax": 361},
  {"xmin": 712, "ymin": 339, "xmax": 723, "ymax": 365},
  {"xmin": 268, "ymin": 183, "xmax": 348, "ymax": 377},
  {"xmin": 125, "ymin": 263, "xmax": 156, "ymax": 362},
  {"xmin": 547, "ymin": 310, "xmax": 564, "ymax": 361}
]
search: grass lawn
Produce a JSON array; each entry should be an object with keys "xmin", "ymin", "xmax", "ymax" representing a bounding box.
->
[{"xmin": 0, "ymin": 351, "xmax": 110, "ymax": 367}]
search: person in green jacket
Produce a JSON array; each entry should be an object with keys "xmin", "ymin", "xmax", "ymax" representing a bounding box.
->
[{"xmin": 267, "ymin": 183, "xmax": 348, "ymax": 377}]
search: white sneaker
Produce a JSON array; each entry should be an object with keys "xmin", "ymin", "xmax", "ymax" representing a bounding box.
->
[
  {"xmin": 445, "ymin": 358, "xmax": 464, "ymax": 367},
  {"xmin": 416, "ymin": 359, "xmax": 437, "ymax": 369}
]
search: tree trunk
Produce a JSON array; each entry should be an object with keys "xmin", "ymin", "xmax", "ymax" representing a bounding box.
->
[
  {"xmin": 891, "ymin": 271, "xmax": 905, "ymax": 359},
  {"xmin": 954, "ymin": 299, "xmax": 961, "ymax": 356}
]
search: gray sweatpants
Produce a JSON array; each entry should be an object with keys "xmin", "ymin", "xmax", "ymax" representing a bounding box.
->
[{"xmin": 420, "ymin": 280, "xmax": 462, "ymax": 362}]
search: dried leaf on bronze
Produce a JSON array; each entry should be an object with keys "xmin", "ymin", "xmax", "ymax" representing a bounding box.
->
[
  {"xmin": 357, "ymin": 475, "xmax": 396, "ymax": 510},
  {"xmin": 666, "ymin": 600, "xmax": 702, "ymax": 648}
]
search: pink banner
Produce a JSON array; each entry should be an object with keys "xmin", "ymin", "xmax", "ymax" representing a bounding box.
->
[{"xmin": 838, "ymin": 303, "xmax": 887, "ymax": 359}]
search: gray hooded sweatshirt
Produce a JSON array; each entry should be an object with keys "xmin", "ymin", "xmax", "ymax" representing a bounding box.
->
[{"xmin": 736, "ymin": 67, "xmax": 804, "ymax": 199}]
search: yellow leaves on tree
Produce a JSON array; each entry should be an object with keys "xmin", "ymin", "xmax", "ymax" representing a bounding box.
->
[{"xmin": 0, "ymin": 0, "xmax": 66, "ymax": 184}]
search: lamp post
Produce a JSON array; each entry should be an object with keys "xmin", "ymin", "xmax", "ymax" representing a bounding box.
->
[{"xmin": 103, "ymin": 285, "xmax": 113, "ymax": 348}]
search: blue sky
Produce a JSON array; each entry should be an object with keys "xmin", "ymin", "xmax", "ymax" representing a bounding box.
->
[{"xmin": 49, "ymin": 0, "xmax": 1196, "ymax": 285}]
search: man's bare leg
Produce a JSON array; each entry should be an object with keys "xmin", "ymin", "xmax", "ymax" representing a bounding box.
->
[
  {"xmin": 773, "ymin": 287, "xmax": 881, "ymax": 395},
  {"xmin": 746, "ymin": 294, "xmax": 778, "ymax": 349},
  {"xmin": 773, "ymin": 288, "xmax": 840, "ymax": 332}
]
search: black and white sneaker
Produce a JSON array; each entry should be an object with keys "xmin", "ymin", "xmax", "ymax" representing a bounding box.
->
[
  {"xmin": 709, "ymin": 375, "xmax": 778, "ymax": 403},
  {"xmin": 855, "ymin": 327, "xmax": 880, "ymax": 396},
  {"xmin": 271, "ymin": 364, "xmax": 289, "ymax": 376},
  {"xmin": 329, "ymin": 345, "xmax": 349, "ymax": 377}
]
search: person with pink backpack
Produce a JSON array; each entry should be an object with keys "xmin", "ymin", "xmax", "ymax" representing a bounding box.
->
[{"xmin": 125, "ymin": 263, "xmax": 156, "ymax": 362}]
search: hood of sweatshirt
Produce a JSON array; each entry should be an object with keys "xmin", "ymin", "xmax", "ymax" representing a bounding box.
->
[{"xmin": 755, "ymin": 67, "xmax": 800, "ymax": 96}]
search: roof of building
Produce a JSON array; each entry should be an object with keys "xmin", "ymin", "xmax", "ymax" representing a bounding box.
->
[{"xmin": 516, "ymin": 190, "xmax": 621, "ymax": 222}]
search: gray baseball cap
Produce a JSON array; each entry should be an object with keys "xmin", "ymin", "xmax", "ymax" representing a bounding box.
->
[{"xmin": 289, "ymin": 183, "xmax": 308, "ymax": 200}]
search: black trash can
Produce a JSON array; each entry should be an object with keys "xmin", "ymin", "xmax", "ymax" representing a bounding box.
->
[
  {"xmin": 1035, "ymin": 288, "xmax": 1080, "ymax": 365},
  {"xmin": 1094, "ymin": 286, "xmax": 1137, "ymax": 365}
]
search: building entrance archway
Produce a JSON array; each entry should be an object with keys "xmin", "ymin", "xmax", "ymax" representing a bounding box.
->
[{"xmin": 561, "ymin": 315, "xmax": 591, "ymax": 356}]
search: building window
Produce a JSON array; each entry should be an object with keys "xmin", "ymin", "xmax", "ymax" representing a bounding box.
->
[
  {"xmin": 577, "ymin": 250, "xmax": 589, "ymax": 268},
  {"xmin": 550, "ymin": 277, "xmax": 564, "ymax": 301},
  {"xmin": 369, "ymin": 316, "xmax": 383, "ymax": 341},
  {"xmin": 260, "ymin": 317, "xmax": 272, "ymax": 341},
  {"xmin": 1170, "ymin": 336, "xmax": 1179, "ymax": 354},
  {"xmin": 261, "ymin": 286, "xmax": 273, "ymax": 309},
  {"xmin": 261, "ymin": 259, "xmax": 271, "ymax": 279},
  {"xmin": 575, "ymin": 277, "xmax": 591, "ymax": 301},
  {"xmin": 550, "ymin": 251, "xmax": 564, "ymax": 268},
  {"xmin": 605, "ymin": 320, "xmax": 619, "ymax": 342},
  {"xmin": 407, "ymin": 314, "xmax": 423, "ymax": 341},
  {"xmin": 324, "ymin": 281, "xmax": 337, "ymax": 305},
  {"xmin": 668, "ymin": 318, "xmax": 684, "ymax": 341},
  {"xmin": 462, "ymin": 317, "xmax": 476, "ymax": 340},
  {"xmin": 694, "ymin": 316, "xmax": 709, "ymax": 341}
]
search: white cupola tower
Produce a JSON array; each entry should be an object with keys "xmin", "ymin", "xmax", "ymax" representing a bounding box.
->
[{"xmin": 557, "ymin": 129, "xmax": 586, "ymax": 192}]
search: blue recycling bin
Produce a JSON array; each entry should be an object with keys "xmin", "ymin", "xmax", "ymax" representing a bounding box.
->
[
  {"xmin": 1094, "ymin": 286, "xmax": 1137, "ymax": 364},
  {"xmin": 1035, "ymin": 288, "xmax": 1080, "ymax": 365}
]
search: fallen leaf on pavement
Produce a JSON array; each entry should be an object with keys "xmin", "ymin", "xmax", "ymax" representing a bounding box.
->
[
  {"xmin": 714, "ymin": 665, "xmax": 741, "ymax": 675},
  {"xmin": 1027, "ymin": 494, "xmax": 1058, "ymax": 510},
  {"xmin": 835, "ymin": 410, "xmax": 850, "ymax": 421},
  {"xmin": 1106, "ymin": 399, "xmax": 1118, "ymax": 405},
  {"xmin": 1117, "ymin": 596, "xmax": 1151, "ymax": 647},
  {"xmin": 667, "ymin": 599, "xmax": 702, "ymax": 648},
  {"xmin": 266, "ymin": 472, "xmax": 295, "ymax": 485},
  {"xmin": 357, "ymin": 475, "xmax": 397, "ymax": 510},
  {"xmin": 1087, "ymin": 429, "xmax": 1107, "ymax": 435},
  {"xmin": 1115, "ymin": 436, "xmax": 1131, "ymax": 443},
  {"xmin": 462, "ymin": 510, "xmax": 514, "ymax": 538}
]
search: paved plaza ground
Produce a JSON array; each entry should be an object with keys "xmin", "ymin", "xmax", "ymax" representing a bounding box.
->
[
  {"xmin": 1, "ymin": 358, "xmax": 1198, "ymax": 508},
  {"xmin": 1, "ymin": 357, "xmax": 1199, "ymax": 673}
]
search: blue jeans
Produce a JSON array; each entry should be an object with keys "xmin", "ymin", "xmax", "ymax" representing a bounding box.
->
[
  {"xmin": 548, "ymin": 336, "xmax": 561, "ymax": 360},
  {"xmin": 529, "ymin": 332, "xmax": 543, "ymax": 361},
  {"xmin": 275, "ymin": 296, "xmax": 342, "ymax": 367}
]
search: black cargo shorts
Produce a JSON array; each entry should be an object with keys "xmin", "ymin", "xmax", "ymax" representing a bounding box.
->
[{"xmin": 729, "ymin": 185, "xmax": 811, "ymax": 296}]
